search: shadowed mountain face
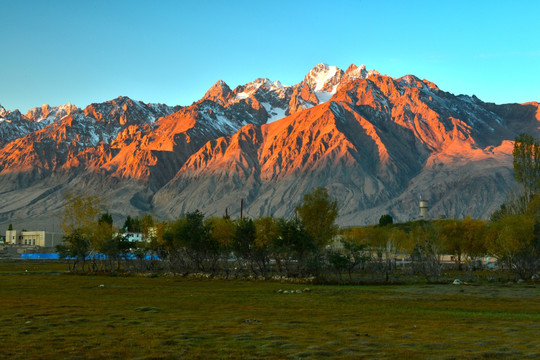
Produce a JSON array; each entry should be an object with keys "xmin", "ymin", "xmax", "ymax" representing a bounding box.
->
[{"xmin": 0, "ymin": 64, "xmax": 538, "ymax": 230}]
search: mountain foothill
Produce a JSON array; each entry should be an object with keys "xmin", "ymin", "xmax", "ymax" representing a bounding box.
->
[{"xmin": 0, "ymin": 63, "xmax": 538, "ymax": 230}]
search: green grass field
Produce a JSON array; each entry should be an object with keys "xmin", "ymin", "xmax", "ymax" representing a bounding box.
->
[{"xmin": 1, "ymin": 262, "xmax": 539, "ymax": 359}]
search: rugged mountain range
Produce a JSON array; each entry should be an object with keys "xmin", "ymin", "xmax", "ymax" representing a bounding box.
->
[{"xmin": 0, "ymin": 63, "xmax": 538, "ymax": 230}]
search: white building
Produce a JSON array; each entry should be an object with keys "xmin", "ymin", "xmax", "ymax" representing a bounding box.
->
[{"xmin": 122, "ymin": 232, "xmax": 144, "ymax": 243}]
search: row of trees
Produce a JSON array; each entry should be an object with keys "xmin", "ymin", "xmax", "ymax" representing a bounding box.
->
[
  {"xmin": 57, "ymin": 195, "xmax": 539, "ymax": 281},
  {"xmin": 57, "ymin": 187, "xmax": 340, "ymax": 276},
  {"xmin": 56, "ymin": 134, "xmax": 540, "ymax": 281},
  {"xmin": 343, "ymin": 205, "xmax": 539, "ymax": 281}
]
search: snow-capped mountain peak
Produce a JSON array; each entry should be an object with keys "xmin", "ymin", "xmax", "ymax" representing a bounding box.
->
[
  {"xmin": 340, "ymin": 63, "xmax": 380, "ymax": 87},
  {"xmin": 272, "ymin": 80, "xmax": 283, "ymax": 89},
  {"xmin": 300, "ymin": 63, "xmax": 344, "ymax": 104},
  {"xmin": 243, "ymin": 78, "xmax": 290, "ymax": 93},
  {"xmin": 25, "ymin": 103, "xmax": 78, "ymax": 124},
  {"xmin": 304, "ymin": 63, "xmax": 343, "ymax": 92}
]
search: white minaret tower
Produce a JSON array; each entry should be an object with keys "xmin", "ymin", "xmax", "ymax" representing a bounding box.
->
[{"xmin": 419, "ymin": 196, "xmax": 428, "ymax": 219}]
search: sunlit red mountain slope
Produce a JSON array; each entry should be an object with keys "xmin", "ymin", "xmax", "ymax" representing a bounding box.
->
[{"xmin": 0, "ymin": 64, "xmax": 538, "ymax": 229}]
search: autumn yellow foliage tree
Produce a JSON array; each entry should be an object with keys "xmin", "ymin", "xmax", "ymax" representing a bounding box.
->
[
  {"xmin": 460, "ymin": 217, "xmax": 488, "ymax": 265},
  {"xmin": 57, "ymin": 192, "xmax": 105, "ymax": 271},
  {"xmin": 296, "ymin": 187, "xmax": 339, "ymax": 249},
  {"xmin": 206, "ymin": 217, "xmax": 235, "ymax": 249},
  {"xmin": 439, "ymin": 219, "xmax": 466, "ymax": 270},
  {"xmin": 61, "ymin": 192, "xmax": 103, "ymax": 237},
  {"xmin": 487, "ymin": 214, "xmax": 538, "ymax": 278}
]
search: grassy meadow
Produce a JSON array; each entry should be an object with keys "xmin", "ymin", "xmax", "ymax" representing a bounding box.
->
[{"xmin": 1, "ymin": 261, "xmax": 539, "ymax": 359}]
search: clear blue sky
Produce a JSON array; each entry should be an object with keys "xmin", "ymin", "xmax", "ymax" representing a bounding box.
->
[{"xmin": 1, "ymin": 0, "xmax": 539, "ymax": 113}]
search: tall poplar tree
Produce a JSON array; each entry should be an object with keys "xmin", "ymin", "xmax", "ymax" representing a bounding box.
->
[{"xmin": 513, "ymin": 133, "xmax": 540, "ymax": 197}]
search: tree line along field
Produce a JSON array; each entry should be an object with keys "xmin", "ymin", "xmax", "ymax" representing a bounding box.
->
[
  {"xmin": 56, "ymin": 188, "xmax": 540, "ymax": 283},
  {"xmin": 53, "ymin": 135, "xmax": 539, "ymax": 281},
  {"xmin": 1, "ymin": 261, "xmax": 539, "ymax": 359}
]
